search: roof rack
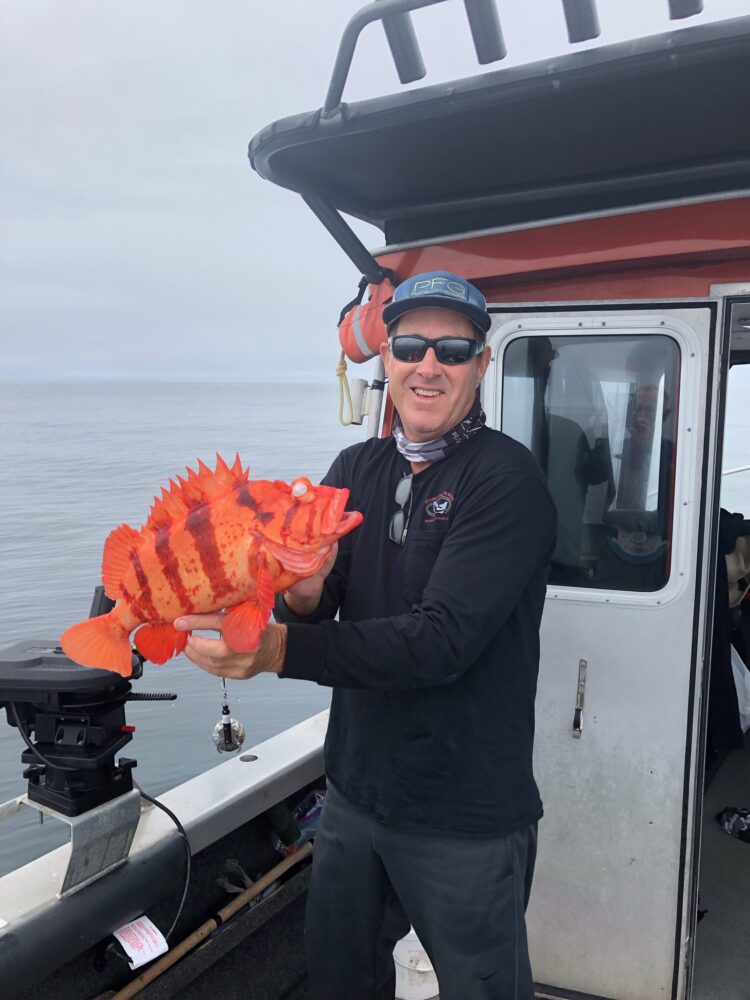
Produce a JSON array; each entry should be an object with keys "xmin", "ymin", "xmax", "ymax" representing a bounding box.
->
[
  {"xmin": 324, "ymin": 0, "xmax": 707, "ymax": 113},
  {"xmin": 251, "ymin": 0, "xmax": 719, "ymax": 283}
]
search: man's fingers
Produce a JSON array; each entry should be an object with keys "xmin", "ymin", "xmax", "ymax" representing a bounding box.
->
[
  {"xmin": 182, "ymin": 635, "xmax": 260, "ymax": 680},
  {"xmin": 182, "ymin": 635, "xmax": 242, "ymax": 677},
  {"xmin": 174, "ymin": 612, "xmax": 224, "ymax": 632},
  {"xmin": 185, "ymin": 633, "xmax": 234, "ymax": 658},
  {"xmin": 320, "ymin": 542, "xmax": 338, "ymax": 575}
]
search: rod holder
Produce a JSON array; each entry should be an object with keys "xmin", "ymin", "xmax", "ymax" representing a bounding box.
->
[
  {"xmin": 668, "ymin": 0, "xmax": 704, "ymax": 18},
  {"xmin": 376, "ymin": 0, "xmax": 426, "ymax": 83},
  {"xmin": 463, "ymin": 0, "xmax": 506, "ymax": 64},
  {"xmin": 561, "ymin": 0, "xmax": 601, "ymax": 43}
]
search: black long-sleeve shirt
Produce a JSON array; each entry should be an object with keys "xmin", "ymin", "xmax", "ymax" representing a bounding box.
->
[{"xmin": 276, "ymin": 427, "xmax": 556, "ymax": 836}]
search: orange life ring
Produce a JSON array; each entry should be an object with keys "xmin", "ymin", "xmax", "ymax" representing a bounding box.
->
[{"xmin": 338, "ymin": 276, "xmax": 396, "ymax": 364}]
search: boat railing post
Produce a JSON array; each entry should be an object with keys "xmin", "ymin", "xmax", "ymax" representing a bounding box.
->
[
  {"xmin": 365, "ymin": 358, "xmax": 386, "ymax": 439},
  {"xmin": 323, "ymin": 0, "xmax": 449, "ymax": 114}
]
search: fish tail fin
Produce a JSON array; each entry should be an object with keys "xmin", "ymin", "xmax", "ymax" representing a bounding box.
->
[
  {"xmin": 60, "ymin": 612, "xmax": 134, "ymax": 676},
  {"xmin": 134, "ymin": 623, "xmax": 189, "ymax": 665}
]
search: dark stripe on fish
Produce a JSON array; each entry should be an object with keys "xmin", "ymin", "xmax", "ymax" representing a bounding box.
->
[
  {"xmin": 185, "ymin": 504, "xmax": 232, "ymax": 601},
  {"xmin": 121, "ymin": 583, "xmax": 150, "ymax": 624},
  {"xmin": 237, "ymin": 484, "xmax": 275, "ymax": 524},
  {"xmin": 156, "ymin": 525, "xmax": 194, "ymax": 612},
  {"xmin": 305, "ymin": 505, "xmax": 316, "ymax": 538},
  {"xmin": 236, "ymin": 484, "xmax": 258, "ymax": 511},
  {"xmin": 130, "ymin": 548, "xmax": 158, "ymax": 621},
  {"xmin": 281, "ymin": 504, "xmax": 297, "ymax": 542}
]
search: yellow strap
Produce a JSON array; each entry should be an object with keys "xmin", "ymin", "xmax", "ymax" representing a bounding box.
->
[{"xmin": 337, "ymin": 350, "xmax": 354, "ymax": 427}]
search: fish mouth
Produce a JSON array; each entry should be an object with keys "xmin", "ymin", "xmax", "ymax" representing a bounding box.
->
[
  {"xmin": 252, "ymin": 487, "xmax": 363, "ymax": 577},
  {"xmin": 260, "ymin": 504, "xmax": 363, "ymax": 577},
  {"xmin": 324, "ymin": 508, "xmax": 363, "ymax": 541},
  {"xmin": 321, "ymin": 488, "xmax": 348, "ymax": 535},
  {"xmin": 263, "ymin": 537, "xmax": 331, "ymax": 576},
  {"xmin": 319, "ymin": 489, "xmax": 363, "ymax": 541}
]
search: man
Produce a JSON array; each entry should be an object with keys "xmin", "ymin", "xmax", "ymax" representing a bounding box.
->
[{"xmin": 175, "ymin": 271, "xmax": 556, "ymax": 1000}]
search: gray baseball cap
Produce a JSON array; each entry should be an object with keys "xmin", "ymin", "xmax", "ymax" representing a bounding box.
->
[{"xmin": 382, "ymin": 270, "xmax": 491, "ymax": 334}]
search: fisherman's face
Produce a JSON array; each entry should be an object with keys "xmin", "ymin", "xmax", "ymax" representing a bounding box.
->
[{"xmin": 380, "ymin": 307, "xmax": 491, "ymax": 443}]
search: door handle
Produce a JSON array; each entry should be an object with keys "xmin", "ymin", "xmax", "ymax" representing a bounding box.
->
[{"xmin": 573, "ymin": 659, "xmax": 587, "ymax": 739}]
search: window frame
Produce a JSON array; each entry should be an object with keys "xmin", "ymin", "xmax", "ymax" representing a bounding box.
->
[{"xmin": 485, "ymin": 312, "xmax": 703, "ymax": 608}]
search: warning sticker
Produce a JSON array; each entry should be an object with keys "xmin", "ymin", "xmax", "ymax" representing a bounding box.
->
[{"xmin": 113, "ymin": 915, "xmax": 168, "ymax": 970}]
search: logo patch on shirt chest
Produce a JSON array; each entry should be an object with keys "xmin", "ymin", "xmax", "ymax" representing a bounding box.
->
[{"xmin": 423, "ymin": 491, "xmax": 454, "ymax": 523}]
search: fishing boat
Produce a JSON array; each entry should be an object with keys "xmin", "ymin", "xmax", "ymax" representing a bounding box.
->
[{"xmin": 1, "ymin": 1, "xmax": 749, "ymax": 997}]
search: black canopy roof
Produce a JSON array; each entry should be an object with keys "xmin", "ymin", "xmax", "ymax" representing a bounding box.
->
[{"xmin": 249, "ymin": 14, "xmax": 750, "ymax": 247}]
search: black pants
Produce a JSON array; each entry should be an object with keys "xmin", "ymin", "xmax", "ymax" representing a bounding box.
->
[{"xmin": 305, "ymin": 782, "xmax": 537, "ymax": 1000}]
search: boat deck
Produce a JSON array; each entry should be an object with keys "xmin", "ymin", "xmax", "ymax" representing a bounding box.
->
[
  {"xmin": 693, "ymin": 732, "xmax": 750, "ymax": 1000},
  {"xmin": 123, "ymin": 732, "xmax": 750, "ymax": 1000}
]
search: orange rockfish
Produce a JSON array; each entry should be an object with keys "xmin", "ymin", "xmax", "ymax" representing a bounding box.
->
[{"xmin": 60, "ymin": 455, "xmax": 362, "ymax": 677}]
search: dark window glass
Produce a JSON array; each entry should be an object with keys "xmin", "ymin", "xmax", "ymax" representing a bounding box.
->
[{"xmin": 502, "ymin": 334, "xmax": 680, "ymax": 592}]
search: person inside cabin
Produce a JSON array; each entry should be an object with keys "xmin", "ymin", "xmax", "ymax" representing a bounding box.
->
[
  {"xmin": 175, "ymin": 271, "xmax": 557, "ymax": 1000},
  {"xmin": 599, "ymin": 382, "xmax": 676, "ymax": 591}
]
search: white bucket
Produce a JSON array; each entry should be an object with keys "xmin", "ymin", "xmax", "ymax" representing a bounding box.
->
[{"xmin": 393, "ymin": 927, "xmax": 439, "ymax": 1000}]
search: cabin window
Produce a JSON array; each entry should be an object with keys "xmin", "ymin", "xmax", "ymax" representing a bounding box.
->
[{"xmin": 502, "ymin": 334, "xmax": 680, "ymax": 592}]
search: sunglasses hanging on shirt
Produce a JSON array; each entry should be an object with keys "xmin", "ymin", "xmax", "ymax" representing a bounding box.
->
[{"xmin": 389, "ymin": 473, "xmax": 414, "ymax": 546}]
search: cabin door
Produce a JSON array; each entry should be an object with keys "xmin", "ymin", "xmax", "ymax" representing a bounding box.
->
[{"xmin": 485, "ymin": 305, "xmax": 721, "ymax": 1000}]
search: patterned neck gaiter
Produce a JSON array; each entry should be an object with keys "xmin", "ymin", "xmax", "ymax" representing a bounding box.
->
[{"xmin": 392, "ymin": 396, "xmax": 486, "ymax": 465}]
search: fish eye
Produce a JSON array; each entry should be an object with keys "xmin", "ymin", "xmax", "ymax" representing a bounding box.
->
[{"xmin": 291, "ymin": 478, "xmax": 310, "ymax": 498}]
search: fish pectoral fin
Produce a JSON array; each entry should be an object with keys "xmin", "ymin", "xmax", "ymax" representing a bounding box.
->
[
  {"xmin": 221, "ymin": 602, "xmax": 267, "ymax": 653},
  {"xmin": 134, "ymin": 623, "xmax": 189, "ymax": 665},
  {"xmin": 255, "ymin": 550, "xmax": 275, "ymax": 612},
  {"xmin": 221, "ymin": 553, "xmax": 275, "ymax": 653}
]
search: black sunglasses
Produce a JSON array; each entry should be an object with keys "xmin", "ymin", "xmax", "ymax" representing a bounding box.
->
[
  {"xmin": 389, "ymin": 334, "xmax": 483, "ymax": 366},
  {"xmin": 389, "ymin": 473, "xmax": 413, "ymax": 546}
]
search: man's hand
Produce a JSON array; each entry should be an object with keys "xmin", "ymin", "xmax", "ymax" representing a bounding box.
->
[
  {"xmin": 174, "ymin": 613, "xmax": 287, "ymax": 679},
  {"xmin": 283, "ymin": 542, "xmax": 338, "ymax": 615}
]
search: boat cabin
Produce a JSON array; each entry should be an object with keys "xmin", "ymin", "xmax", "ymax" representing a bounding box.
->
[
  {"xmin": 0, "ymin": 3, "xmax": 748, "ymax": 999},
  {"xmin": 250, "ymin": 3, "xmax": 750, "ymax": 997}
]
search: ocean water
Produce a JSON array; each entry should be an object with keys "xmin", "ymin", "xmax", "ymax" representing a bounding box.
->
[
  {"xmin": 0, "ymin": 381, "xmax": 357, "ymax": 876},
  {"xmin": 0, "ymin": 379, "xmax": 747, "ymax": 876}
]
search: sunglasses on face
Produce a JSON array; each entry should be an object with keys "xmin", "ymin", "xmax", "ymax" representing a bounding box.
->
[{"xmin": 388, "ymin": 335, "xmax": 484, "ymax": 365}]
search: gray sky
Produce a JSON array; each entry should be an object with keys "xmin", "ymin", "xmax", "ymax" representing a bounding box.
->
[{"xmin": 1, "ymin": 0, "xmax": 749, "ymax": 382}]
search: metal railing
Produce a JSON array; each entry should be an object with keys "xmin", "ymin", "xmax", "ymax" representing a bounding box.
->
[{"xmin": 323, "ymin": 0, "xmax": 706, "ymax": 112}]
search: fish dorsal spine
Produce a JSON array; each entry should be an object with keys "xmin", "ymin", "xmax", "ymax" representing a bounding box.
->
[{"xmin": 145, "ymin": 453, "xmax": 249, "ymax": 531}]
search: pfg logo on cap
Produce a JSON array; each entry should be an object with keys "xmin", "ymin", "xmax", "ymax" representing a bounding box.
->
[
  {"xmin": 382, "ymin": 269, "xmax": 491, "ymax": 333},
  {"xmin": 411, "ymin": 276, "xmax": 468, "ymax": 301}
]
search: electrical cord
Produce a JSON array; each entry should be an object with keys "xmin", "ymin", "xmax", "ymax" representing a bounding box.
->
[
  {"xmin": 9, "ymin": 703, "xmax": 191, "ymax": 942},
  {"xmin": 9, "ymin": 701, "xmax": 77, "ymax": 771},
  {"xmin": 134, "ymin": 783, "xmax": 192, "ymax": 942}
]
